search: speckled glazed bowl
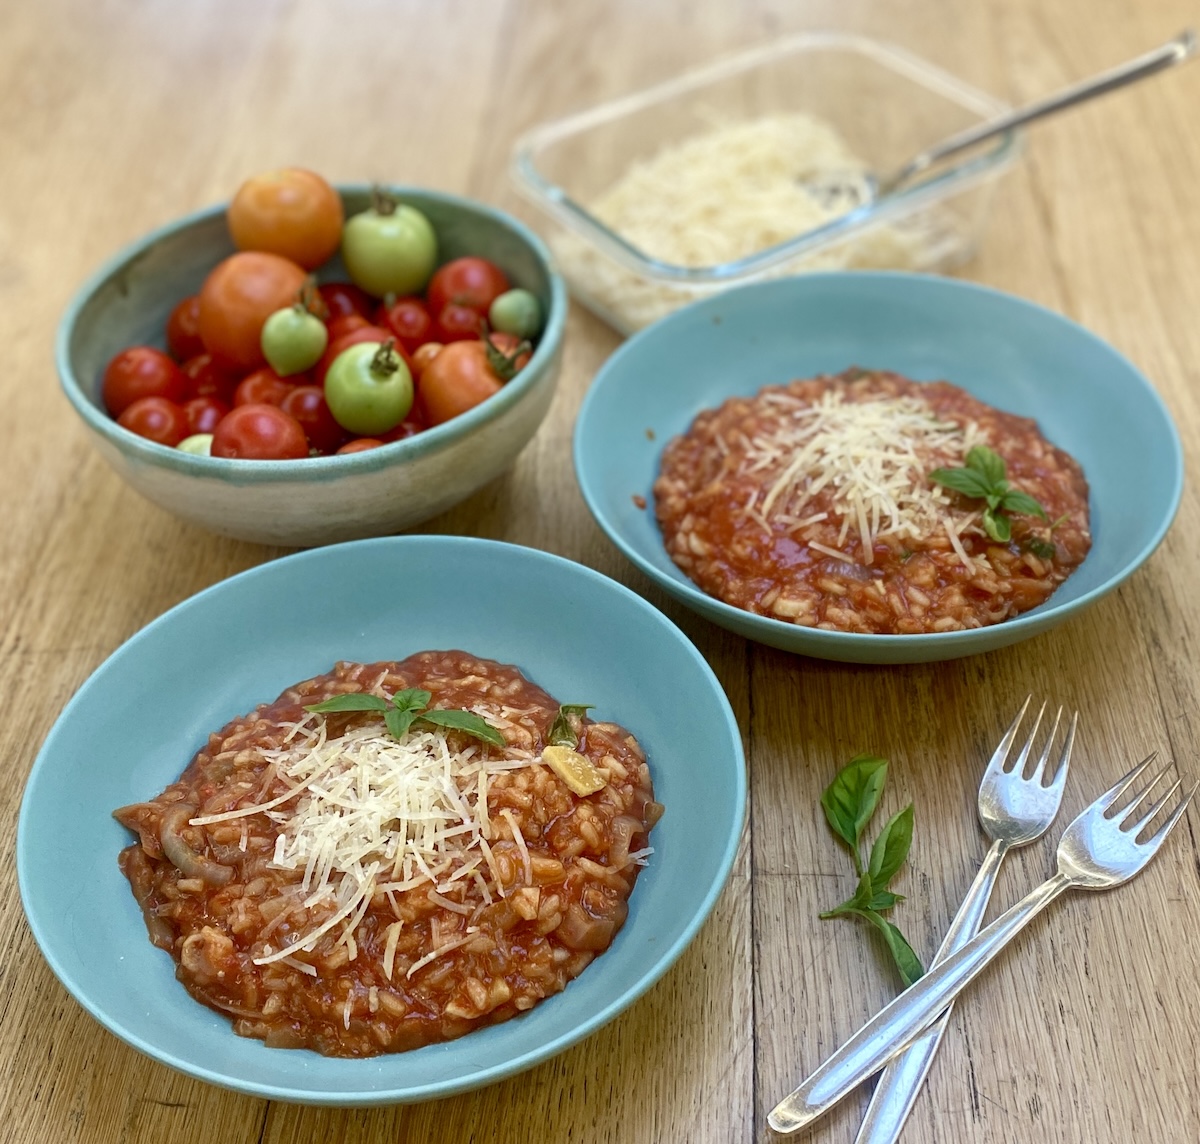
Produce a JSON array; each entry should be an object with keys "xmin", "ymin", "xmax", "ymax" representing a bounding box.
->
[{"xmin": 58, "ymin": 186, "xmax": 566, "ymax": 547}]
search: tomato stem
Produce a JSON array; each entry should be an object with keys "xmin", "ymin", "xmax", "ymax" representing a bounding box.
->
[
  {"xmin": 371, "ymin": 338, "xmax": 402, "ymax": 377},
  {"xmin": 370, "ymin": 185, "xmax": 398, "ymax": 217},
  {"xmin": 479, "ymin": 322, "xmax": 532, "ymax": 383},
  {"xmin": 297, "ymin": 277, "xmax": 328, "ymax": 320}
]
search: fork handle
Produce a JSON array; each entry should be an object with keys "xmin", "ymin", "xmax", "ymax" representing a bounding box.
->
[
  {"xmin": 768, "ymin": 872, "xmax": 1072, "ymax": 1136},
  {"xmin": 854, "ymin": 839, "xmax": 1010, "ymax": 1144}
]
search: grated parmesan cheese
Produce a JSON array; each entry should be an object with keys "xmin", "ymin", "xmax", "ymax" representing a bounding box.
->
[
  {"xmin": 191, "ymin": 713, "xmax": 534, "ymax": 967},
  {"xmin": 740, "ymin": 389, "xmax": 987, "ymax": 565},
  {"xmin": 554, "ymin": 113, "xmax": 948, "ymax": 331}
]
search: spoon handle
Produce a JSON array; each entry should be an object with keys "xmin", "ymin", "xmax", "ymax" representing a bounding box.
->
[
  {"xmin": 766, "ymin": 872, "xmax": 1073, "ymax": 1136},
  {"xmin": 890, "ymin": 30, "xmax": 1196, "ymax": 191}
]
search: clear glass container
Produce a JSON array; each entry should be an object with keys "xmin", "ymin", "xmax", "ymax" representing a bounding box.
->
[{"xmin": 511, "ymin": 32, "xmax": 1022, "ymax": 335}]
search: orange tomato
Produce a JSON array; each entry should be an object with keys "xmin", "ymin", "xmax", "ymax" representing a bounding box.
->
[
  {"xmin": 227, "ymin": 169, "xmax": 344, "ymax": 270},
  {"xmin": 418, "ymin": 341, "xmax": 503, "ymax": 426},
  {"xmin": 198, "ymin": 252, "xmax": 308, "ymax": 371}
]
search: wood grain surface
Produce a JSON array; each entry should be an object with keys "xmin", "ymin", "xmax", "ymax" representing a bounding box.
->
[{"xmin": 2, "ymin": 1, "xmax": 1199, "ymax": 1141}]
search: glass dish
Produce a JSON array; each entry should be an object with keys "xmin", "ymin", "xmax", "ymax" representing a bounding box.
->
[{"xmin": 511, "ymin": 32, "xmax": 1023, "ymax": 335}]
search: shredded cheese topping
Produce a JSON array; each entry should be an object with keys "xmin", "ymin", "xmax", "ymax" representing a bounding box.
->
[
  {"xmin": 193, "ymin": 714, "xmax": 534, "ymax": 967},
  {"xmin": 554, "ymin": 114, "xmax": 944, "ymax": 331},
  {"xmin": 740, "ymin": 389, "xmax": 987, "ymax": 564}
]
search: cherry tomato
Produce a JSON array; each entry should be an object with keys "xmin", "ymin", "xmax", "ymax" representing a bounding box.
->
[
  {"xmin": 433, "ymin": 302, "xmax": 483, "ymax": 344},
  {"xmin": 326, "ymin": 312, "xmax": 372, "ymax": 341},
  {"xmin": 177, "ymin": 434, "xmax": 213, "ymax": 456},
  {"xmin": 211, "ymin": 403, "xmax": 309, "ymax": 460},
  {"xmin": 227, "ymin": 169, "xmax": 343, "ymax": 270},
  {"xmin": 117, "ymin": 396, "xmax": 189, "ymax": 446},
  {"xmin": 313, "ymin": 325, "xmax": 402, "ymax": 386},
  {"xmin": 234, "ymin": 368, "xmax": 297, "ymax": 407},
  {"xmin": 181, "ymin": 353, "xmax": 241, "ymax": 401},
  {"xmin": 411, "ymin": 342, "xmax": 444, "ymax": 378},
  {"xmin": 341, "ymin": 195, "xmax": 437, "ymax": 297},
  {"xmin": 261, "ymin": 303, "xmax": 328, "ymax": 376},
  {"xmin": 198, "ymin": 251, "xmax": 308, "ymax": 371},
  {"xmin": 488, "ymin": 288, "xmax": 542, "ymax": 339},
  {"xmin": 418, "ymin": 341, "xmax": 503, "ymax": 426},
  {"xmin": 376, "ymin": 296, "xmax": 433, "ymax": 354},
  {"xmin": 166, "ymin": 295, "xmax": 205, "ymax": 360},
  {"xmin": 325, "ymin": 341, "xmax": 414, "ymax": 435},
  {"xmin": 380, "ymin": 404, "xmax": 428, "ymax": 441},
  {"xmin": 102, "ymin": 347, "xmax": 188, "ymax": 416},
  {"xmin": 427, "ymin": 256, "xmax": 509, "ymax": 316},
  {"xmin": 183, "ymin": 395, "xmax": 230, "ymax": 435},
  {"xmin": 336, "ymin": 437, "xmax": 385, "ymax": 454},
  {"xmin": 280, "ymin": 385, "xmax": 347, "ymax": 454},
  {"xmin": 318, "ymin": 281, "xmax": 373, "ymax": 320}
]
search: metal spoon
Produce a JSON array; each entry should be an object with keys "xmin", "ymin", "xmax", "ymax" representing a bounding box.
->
[{"xmin": 808, "ymin": 29, "xmax": 1196, "ymax": 210}]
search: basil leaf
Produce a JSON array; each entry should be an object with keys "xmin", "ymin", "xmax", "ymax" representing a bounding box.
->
[
  {"xmin": 1000, "ymin": 489, "xmax": 1048, "ymax": 519},
  {"xmin": 982, "ymin": 508, "xmax": 1011, "ymax": 543},
  {"xmin": 417, "ymin": 709, "xmax": 507, "ymax": 748},
  {"xmin": 385, "ymin": 705, "xmax": 418, "ymax": 740},
  {"xmin": 391, "ymin": 688, "xmax": 432, "ymax": 714},
  {"xmin": 866, "ymin": 890, "xmax": 903, "ymax": 910},
  {"xmin": 966, "ymin": 445, "xmax": 1006, "ymax": 488},
  {"xmin": 868, "ymin": 803, "xmax": 914, "ymax": 891},
  {"xmin": 820, "ymin": 755, "xmax": 888, "ymax": 869},
  {"xmin": 852, "ymin": 908, "xmax": 925, "ymax": 987},
  {"xmin": 304, "ymin": 694, "xmax": 390, "ymax": 713},
  {"xmin": 547, "ymin": 703, "xmax": 594, "ymax": 749},
  {"xmin": 928, "ymin": 466, "xmax": 993, "ymax": 499},
  {"xmin": 1026, "ymin": 537, "xmax": 1057, "ymax": 560}
]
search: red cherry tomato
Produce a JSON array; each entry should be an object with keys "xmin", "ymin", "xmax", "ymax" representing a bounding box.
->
[
  {"xmin": 376, "ymin": 296, "xmax": 433, "ymax": 354},
  {"xmin": 181, "ymin": 353, "xmax": 241, "ymax": 401},
  {"xmin": 426, "ymin": 257, "xmax": 509, "ymax": 316},
  {"xmin": 336, "ymin": 438, "xmax": 385, "ymax": 454},
  {"xmin": 280, "ymin": 385, "xmax": 347, "ymax": 453},
  {"xmin": 418, "ymin": 341, "xmax": 504, "ymax": 426},
  {"xmin": 183, "ymin": 395, "xmax": 230, "ymax": 435},
  {"xmin": 197, "ymin": 250, "xmax": 308, "ymax": 371},
  {"xmin": 166, "ymin": 296, "xmax": 205, "ymax": 361},
  {"xmin": 102, "ymin": 347, "xmax": 188, "ymax": 416},
  {"xmin": 313, "ymin": 325, "xmax": 409, "ymax": 386},
  {"xmin": 380, "ymin": 404, "xmax": 428, "ymax": 441},
  {"xmin": 318, "ymin": 281, "xmax": 374, "ymax": 320},
  {"xmin": 234, "ymin": 367, "xmax": 299, "ymax": 407},
  {"xmin": 433, "ymin": 302, "xmax": 483, "ymax": 344},
  {"xmin": 326, "ymin": 312, "xmax": 372, "ymax": 341},
  {"xmin": 210, "ymin": 404, "xmax": 309, "ymax": 460},
  {"xmin": 117, "ymin": 396, "xmax": 189, "ymax": 446}
]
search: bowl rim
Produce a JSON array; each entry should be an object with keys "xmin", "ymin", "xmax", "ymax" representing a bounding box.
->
[
  {"xmin": 56, "ymin": 184, "xmax": 569, "ymax": 483},
  {"xmin": 510, "ymin": 30, "xmax": 1025, "ymax": 285},
  {"xmin": 573, "ymin": 270, "xmax": 1185, "ymax": 657},
  {"xmin": 17, "ymin": 535, "xmax": 748, "ymax": 1103}
]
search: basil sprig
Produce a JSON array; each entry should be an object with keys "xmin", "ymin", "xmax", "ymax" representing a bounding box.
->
[
  {"xmin": 929, "ymin": 445, "xmax": 1047, "ymax": 544},
  {"xmin": 547, "ymin": 704, "xmax": 594, "ymax": 749},
  {"xmin": 304, "ymin": 687, "xmax": 506, "ymax": 748},
  {"xmin": 819, "ymin": 755, "xmax": 925, "ymax": 988}
]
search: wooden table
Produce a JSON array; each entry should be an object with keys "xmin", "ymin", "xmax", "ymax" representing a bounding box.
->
[{"xmin": 4, "ymin": 1, "xmax": 1199, "ymax": 1141}]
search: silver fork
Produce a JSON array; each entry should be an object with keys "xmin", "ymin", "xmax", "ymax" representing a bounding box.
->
[
  {"xmin": 855, "ymin": 699, "xmax": 1075, "ymax": 1144},
  {"xmin": 769, "ymin": 754, "xmax": 1196, "ymax": 1135}
]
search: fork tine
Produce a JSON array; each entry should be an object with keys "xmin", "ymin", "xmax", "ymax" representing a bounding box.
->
[
  {"xmin": 1143, "ymin": 782, "xmax": 1199, "ymax": 849},
  {"xmin": 1049, "ymin": 711, "xmax": 1079, "ymax": 789},
  {"xmin": 1096, "ymin": 752, "xmax": 1159, "ymax": 812},
  {"xmin": 1029, "ymin": 706, "xmax": 1065, "ymax": 784},
  {"xmin": 1011, "ymin": 701, "xmax": 1047, "ymax": 777},
  {"xmin": 984, "ymin": 695, "xmax": 1032, "ymax": 776},
  {"xmin": 1125, "ymin": 778, "xmax": 1183, "ymax": 836},
  {"xmin": 1112, "ymin": 758, "xmax": 1175, "ymax": 825}
]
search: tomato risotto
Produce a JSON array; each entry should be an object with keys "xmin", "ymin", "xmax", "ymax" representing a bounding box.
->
[
  {"xmin": 114, "ymin": 651, "xmax": 661, "ymax": 1056},
  {"xmin": 654, "ymin": 369, "xmax": 1091, "ymax": 634}
]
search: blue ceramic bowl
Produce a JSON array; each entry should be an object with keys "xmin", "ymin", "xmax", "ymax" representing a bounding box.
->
[
  {"xmin": 17, "ymin": 537, "xmax": 745, "ymax": 1103},
  {"xmin": 575, "ymin": 273, "xmax": 1183, "ymax": 664},
  {"xmin": 58, "ymin": 187, "xmax": 567, "ymax": 546}
]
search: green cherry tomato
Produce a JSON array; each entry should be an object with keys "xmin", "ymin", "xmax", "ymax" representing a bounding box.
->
[
  {"xmin": 261, "ymin": 303, "xmax": 329, "ymax": 376},
  {"xmin": 341, "ymin": 194, "xmax": 437, "ymax": 298},
  {"xmin": 324, "ymin": 340, "xmax": 414, "ymax": 436},
  {"xmin": 177, "ymin": 433, "xmax": 214, "ymax": 456},
  {"xmin": 488, "ymin": 288, "xmax": 542, "ymax": 339}
]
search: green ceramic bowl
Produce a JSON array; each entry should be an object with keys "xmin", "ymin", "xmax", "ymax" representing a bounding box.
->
[
  {"xmin": 575, "ymin": 273, "xmax": 1184, "ymax": 664},
  {"xmin": 58, "ymin": 186, "xmax": 567, "ymax": 546}
]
